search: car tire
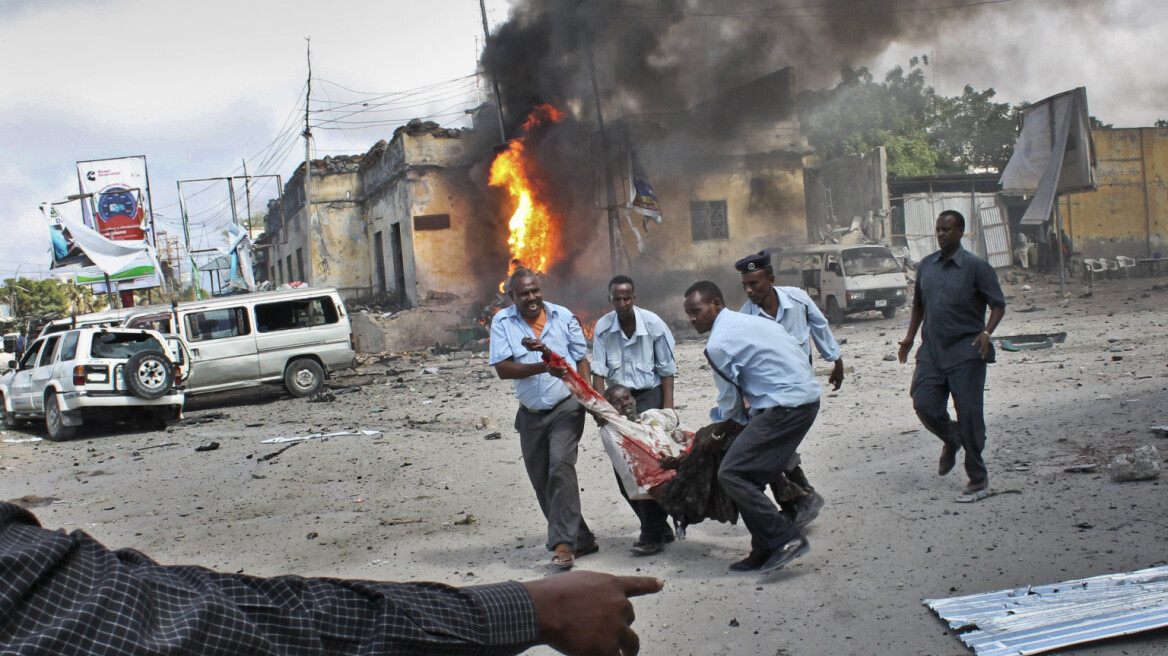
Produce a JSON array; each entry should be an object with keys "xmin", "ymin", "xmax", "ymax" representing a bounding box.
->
[
  {"xmin": 0, "ymin": 392, "xmax": 16, "ymax": 429},
  {"xmin": 44, "ymin": 394, "xmax": 76, "ymax": 442},
  {"xmin": 882, "ymin": 306, "xmax": 897, "ymax": 319},
  {"xmin": 826, "ymin": 297, "xmax": 844, "ymax": 326},
  {"xmin": 284, "ymin": 358, "xmax": 325, "ymax": 397},
  {"xmin": 124, "ymin": 350, "xmax": 175, "ymax": 400}
]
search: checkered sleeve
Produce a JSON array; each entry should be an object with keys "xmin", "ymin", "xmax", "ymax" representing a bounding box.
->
[{"xmin": 0, "ymin": 503, "xmax": 539, "ymax": 656}]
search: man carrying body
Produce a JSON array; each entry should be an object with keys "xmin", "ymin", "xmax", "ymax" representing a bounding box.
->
[
  {"xmin": 0, "ymin": 502, "xmax": 661, "ymax": 656},
  {"xmin": 898, "ymin": 210, "xmax": 1006, "ymax": 502},
  {"xmin": 490, "ymin": 268, "xmax": 597, "ymax": 569},
  {"xmin": 683, "ymin": 281, "xmax": 822, "ymax": 572},
  {"xmin": 591, "ymin": 275, "xmax": 677, "ymax": 556},
  {"xmin": 736, "ymin": 250, "xmax": 843, "ymax": 527}
]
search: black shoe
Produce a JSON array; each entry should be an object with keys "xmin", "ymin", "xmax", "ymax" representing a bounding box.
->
[
  {"xmin": 630, "ymin": 541, "xmax": 663, "ymax": 556},
  {"xmin": 793, "ymin": 491, "xmax": 825, "ymax": 529},
  {"xmin": 760, "ymin": 536, "xmax": 811, "ymax": 573},
  {"xmin": 663, "ymin": 527, "xmax": 676, "ymax": 543},
  {"xmin": 938, "ymin": 444, "xmax": 959, "ymax": 476},
  {"xmin": 729, "ymin": 551, "xmax": 771, "ymax": 572}
]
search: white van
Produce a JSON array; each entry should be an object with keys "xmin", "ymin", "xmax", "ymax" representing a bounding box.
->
[
  {"xmin": 122, "ymin": 287, "xmax": 356, "ymax": 397},
  {"xmin": 777, "ymin": 244, "xmax": 909, "ymax": 325}
]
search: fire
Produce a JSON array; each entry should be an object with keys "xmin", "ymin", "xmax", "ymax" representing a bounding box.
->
[{"xmin": 489, "ymin": 105, "xmax": 564, "ymax": 276}]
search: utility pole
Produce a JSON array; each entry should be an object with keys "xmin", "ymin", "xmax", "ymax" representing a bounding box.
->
[
  {"xmin": 477, "ymin": 0, "xmax": 508, "ymax": 143},
  {"xmin": 586, "ymin": 45, "xmax": 621, "ymax": 275},
  {"xmin": 242, "ymin": 158, "xmax": 253, "ymax": 236},
  {"xmin": 303, "ymin": 38, "xmax": 313, "ymax": 236}
]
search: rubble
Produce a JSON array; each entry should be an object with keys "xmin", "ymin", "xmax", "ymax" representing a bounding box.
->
[{"xmin": 1108, "ymin": 445, "xmax": 1162, "ymax": 482}]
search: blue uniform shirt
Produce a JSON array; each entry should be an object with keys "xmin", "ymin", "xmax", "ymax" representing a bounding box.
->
[
  {"xmin": 704, "ymin": 310, "xmax": 822, "ymax": 425},
  {"xmin": 914, "ymin": 246, "xmax": 1007, "ymax": 370},
  {"xmin": 740, "ymin": 286, "xmax": 841, "ymax": 362},
  {"xmin": 591, "ymin": 306, "xmax": 677, "ymax": 390},
  {"xmin": 489, "ymin": 301, "xmax": 588, "ymax": 410}
]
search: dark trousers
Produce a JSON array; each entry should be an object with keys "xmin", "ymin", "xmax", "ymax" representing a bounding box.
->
[
  {"xmin": 611, "ymin": 386, "xmax": 672, "ymax": 544},
  {"xmin": 515, "ymin": 398, "xmax": 594, "ymax": 551},
  {"xmin": 718, "ymin": 402, "xmax": 820, "ymax": 555},
  {"xmin": 911, "ymin": 357, "xmax": 989, "ymax": 484}
]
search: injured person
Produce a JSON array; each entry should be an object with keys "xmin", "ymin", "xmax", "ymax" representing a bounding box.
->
[{"xmin": 526, "ymin": 343, "xmax": 739, "ymax": 535}]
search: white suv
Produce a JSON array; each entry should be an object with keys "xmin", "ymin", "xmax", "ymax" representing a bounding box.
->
[{"xmin": 0, "ymin": 327, "xmax": 186, "ymax": 441}]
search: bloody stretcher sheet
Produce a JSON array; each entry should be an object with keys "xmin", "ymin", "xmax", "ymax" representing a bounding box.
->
[{"xmin": 541, "ymin": 351, "xmax": 684, "ymax": 500}]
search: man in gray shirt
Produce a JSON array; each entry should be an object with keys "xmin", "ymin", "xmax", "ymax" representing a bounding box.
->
[{"xmin": 898, "ymin": 210, "xmax": 1006, "ymax": 502}]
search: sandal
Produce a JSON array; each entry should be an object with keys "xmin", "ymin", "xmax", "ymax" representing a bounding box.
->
[{"xmin": 551, "ymin": 544, "xmax": 575, "ymax": 569}]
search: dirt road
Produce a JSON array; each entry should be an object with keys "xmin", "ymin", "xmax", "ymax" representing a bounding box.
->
[{"xmin": 3, "ymin": 273, "xmax": 1167, "ymax": 655}]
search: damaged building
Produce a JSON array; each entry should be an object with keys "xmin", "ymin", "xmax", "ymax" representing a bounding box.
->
[{"xmin": 254, "ymin": 120, "xmax": 480, "ymax": 307}]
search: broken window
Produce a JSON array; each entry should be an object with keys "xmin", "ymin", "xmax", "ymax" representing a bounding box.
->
[
  {"xmin": 185, "ymin": 308, "xmax": 250, "ymax": 343},
  {"xmin": 254, "ymin": 296, "xmax": 339, "ymax": 333},
  {"xmin": 90, "ymin": 332, "xmax": 165, "ymax": 359},
  {"xmin": 690, "ymin": 200, "xmax": 729, "ymax": 241}
]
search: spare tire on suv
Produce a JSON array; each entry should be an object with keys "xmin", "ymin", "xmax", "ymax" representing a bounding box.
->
[{"xmin": 124, "ymin": 350, "xmax": 175, "ymax": 400}]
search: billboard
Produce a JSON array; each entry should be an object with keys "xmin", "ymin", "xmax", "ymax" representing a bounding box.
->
[
  {"xmin": 73, "ymin": 156, "xmax": 161, "ymax": 291},
  {"xmin": 77, "ymin": 156, "xmax": 151, "ymax": 242},
  {"xmin": 42, "ymin": 200, "xmax": 94, "ymax": 268},
  {"xmin": 999, "ymin": 87, "xmax": 1098, "ymax": 225}
]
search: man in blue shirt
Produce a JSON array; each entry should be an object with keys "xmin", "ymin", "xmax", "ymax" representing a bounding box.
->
[
  {"xmin": 898, "ymin": 210, "xmax": 1006, "ymax": 502},
  {"xmin": 684, "ymin": 280, "xmax": 822, "ymax": 572},
  {"xmin": 736, "ymin": 250, "xmax": 844, "ymax": 527},
  {"xmin": 490, "ymin": 268, "xmax": 596, "ymax": 569},
  {"xmin": 591, "ymin": 274, "xmax": 677, "ymax": 556},
  {"xmin": 14, "ymin": 329, "xmax": 26, "ymax": 362}
]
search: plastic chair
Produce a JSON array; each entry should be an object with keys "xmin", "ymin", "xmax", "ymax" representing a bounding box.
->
[
  {"xmin": 1083, "ymin": 258, "xmax": 1105, "ymax": 283},
  {"xmin": 1115, "ymin": 255, "xmax": 1136, "ymax": 277}
]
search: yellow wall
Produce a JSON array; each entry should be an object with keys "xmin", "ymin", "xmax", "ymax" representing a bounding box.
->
[{"xmin": 1060, "ymin": 127, "xmax": 1168, "ymax": 259}]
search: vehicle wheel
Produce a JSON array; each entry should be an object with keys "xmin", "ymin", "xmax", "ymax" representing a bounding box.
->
[
  {"xmin": 124, "ymin": 350, "xmax": 175, "ymax": 400},
  {"xmin": 44, "ymin": 394, "xmax": 76, "ymax": 442},
  {"xmin": 284, "ymin": 358, "xmax": 325, "ymax": 397},
  {"xmin": 0, "ymin": 392, "xmax": 16, "ymax": 429},
  {"xmin": 882, "ymin": 306, "xmax": 897, "ymax": 319},
  {"xmin": 826, "ymin": 297, "xmax": 845, "ymax": 326}
]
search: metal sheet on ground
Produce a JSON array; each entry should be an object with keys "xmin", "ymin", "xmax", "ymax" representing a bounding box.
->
[{"xmin": 924, "ymin": 565, "xmax": 1168, "ymax": 656}]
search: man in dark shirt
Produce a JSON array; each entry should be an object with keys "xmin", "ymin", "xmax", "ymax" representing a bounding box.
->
[
  {"xmin": 0, "ymin": 502, "xmax": 661, "ymax": 656},
  {"xmin": 898, "ymin": 210, "xmax": 1006, "ymax": 502}
]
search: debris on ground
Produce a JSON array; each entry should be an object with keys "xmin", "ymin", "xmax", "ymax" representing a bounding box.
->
[
  {"xmin": 194, "ymin": 441, "xmax": 220, "ymax": 452},
  {"xmin": 925, "ymin": 565, "xmax": 1168, "ymax": 656},
  {"xmin": 483, "ymin": 431, "xmax": 502, "ymax": 440},
  {"xmin": 260, "ymin": 442, "xmax": 300, "ymax": 462},
  {"xmin": 453, "ymin": 512, "xmax": 477, "ymax": 525},
  {"xmin": 261, "ymin": 429, "xmax": 383, "ymax": 444},
  {"xmin": 1152, "ymin": 426, "xmax": 1168, "ymax": 439},
  {"xmin": 2, "ymin": 437, "xmax": 43, "ymax": 444},
  {"xmin": 331, "ymin": 386, "xmax": 363, "ymax": 395},
  {"xmin": 308, "ymin": 389, "xmax": 337, "ymax": 403},
  {"xmin": 1109, "ymin": 445, "xmax": 1162, "ymax": 482},
  {"xmin": 131, "ymin": 443, "xmax": 178, "ymax": 456},
  {"xmin": 176, "ymin": 412, "xmax": 227, "ymax": 427},
  {"xmin": 420, "ymin": 367, "xmax": 440, "ymax": 375},
  {"xmin": 1063, "ymin": 463, "xmax": 1098, "ymax": 473}
]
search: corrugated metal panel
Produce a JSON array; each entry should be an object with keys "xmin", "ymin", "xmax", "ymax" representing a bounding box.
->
[
  {"xmin": 924, "ymin": 565, "xmax": 1168, "ymax": 656},
  {"xmin": 902, "ymin": 193, "xmax": 1009, "ymax": 267},
  {"xmin": 978, "ymin": 203, "xmax": 1012, "ymax": 269}
]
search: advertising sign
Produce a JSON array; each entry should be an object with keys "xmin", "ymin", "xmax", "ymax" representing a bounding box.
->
[
  {"xmin": 76, "ymin": 156, "xmax": 151, "ymax": 242},
  {"xmin": 41, "ymin": 201, "xmax": 94, "ymax": 268}
]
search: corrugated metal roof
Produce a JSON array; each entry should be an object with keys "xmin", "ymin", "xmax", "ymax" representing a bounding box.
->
[{"xmin": 924, "ymin": 565, "xmax": 1168, "ymax": 656}]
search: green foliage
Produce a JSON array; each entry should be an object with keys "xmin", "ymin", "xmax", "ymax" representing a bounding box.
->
[
  {"xmin": 3, "ymin": 277, "xmax": 71, "ymax": 319},
  {"xmin": 798, "ymin": 57, "xmax": 1019, "ymax": 175},
  {"xmin": 1089, "ymin": 116, "xmax": 1113, "ymax": 129},
  {"xmin": 1156, "ymin": 118, "xmax": 1168, "ymax": 128}
]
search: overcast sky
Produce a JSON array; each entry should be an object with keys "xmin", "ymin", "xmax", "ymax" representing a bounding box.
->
[{"xmin": 2, "ymin": 0, "xmax": 1165, "ymax": 282}]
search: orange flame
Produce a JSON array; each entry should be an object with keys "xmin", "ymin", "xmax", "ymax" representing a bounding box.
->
[{"xmin": 489, "ymin": 105, "xmax": 564, "ymax": 276}]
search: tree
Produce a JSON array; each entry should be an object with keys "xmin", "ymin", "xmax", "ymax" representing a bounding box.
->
[
  {"xmin": 1089, "ymin": 116, "xmax": 1114, "ymax": 129},
  {"xmin": 1155, "ymin": 118, "xmax": 1167, "ymax": 128},
  {"xmin": 798, "ymin": 57, "xmax": 1018, "ymax": 175},
  {"xmin": 3, "ymin": 277, "xmax": 70, "ymax": 320}
]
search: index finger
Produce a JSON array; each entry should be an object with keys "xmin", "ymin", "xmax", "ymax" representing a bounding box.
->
[{"xmin": 619, "ymin": 576, "xmax": 664, "ymax": 598}]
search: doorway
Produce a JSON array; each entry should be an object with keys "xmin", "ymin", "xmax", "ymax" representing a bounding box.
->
[
  {"xmin": 373, "ymin": 231, "xmax": 386, "ymax": 294},
  {"xmin": 390, "ymin": 223, "xmax": 407, "ymax": 306}
]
